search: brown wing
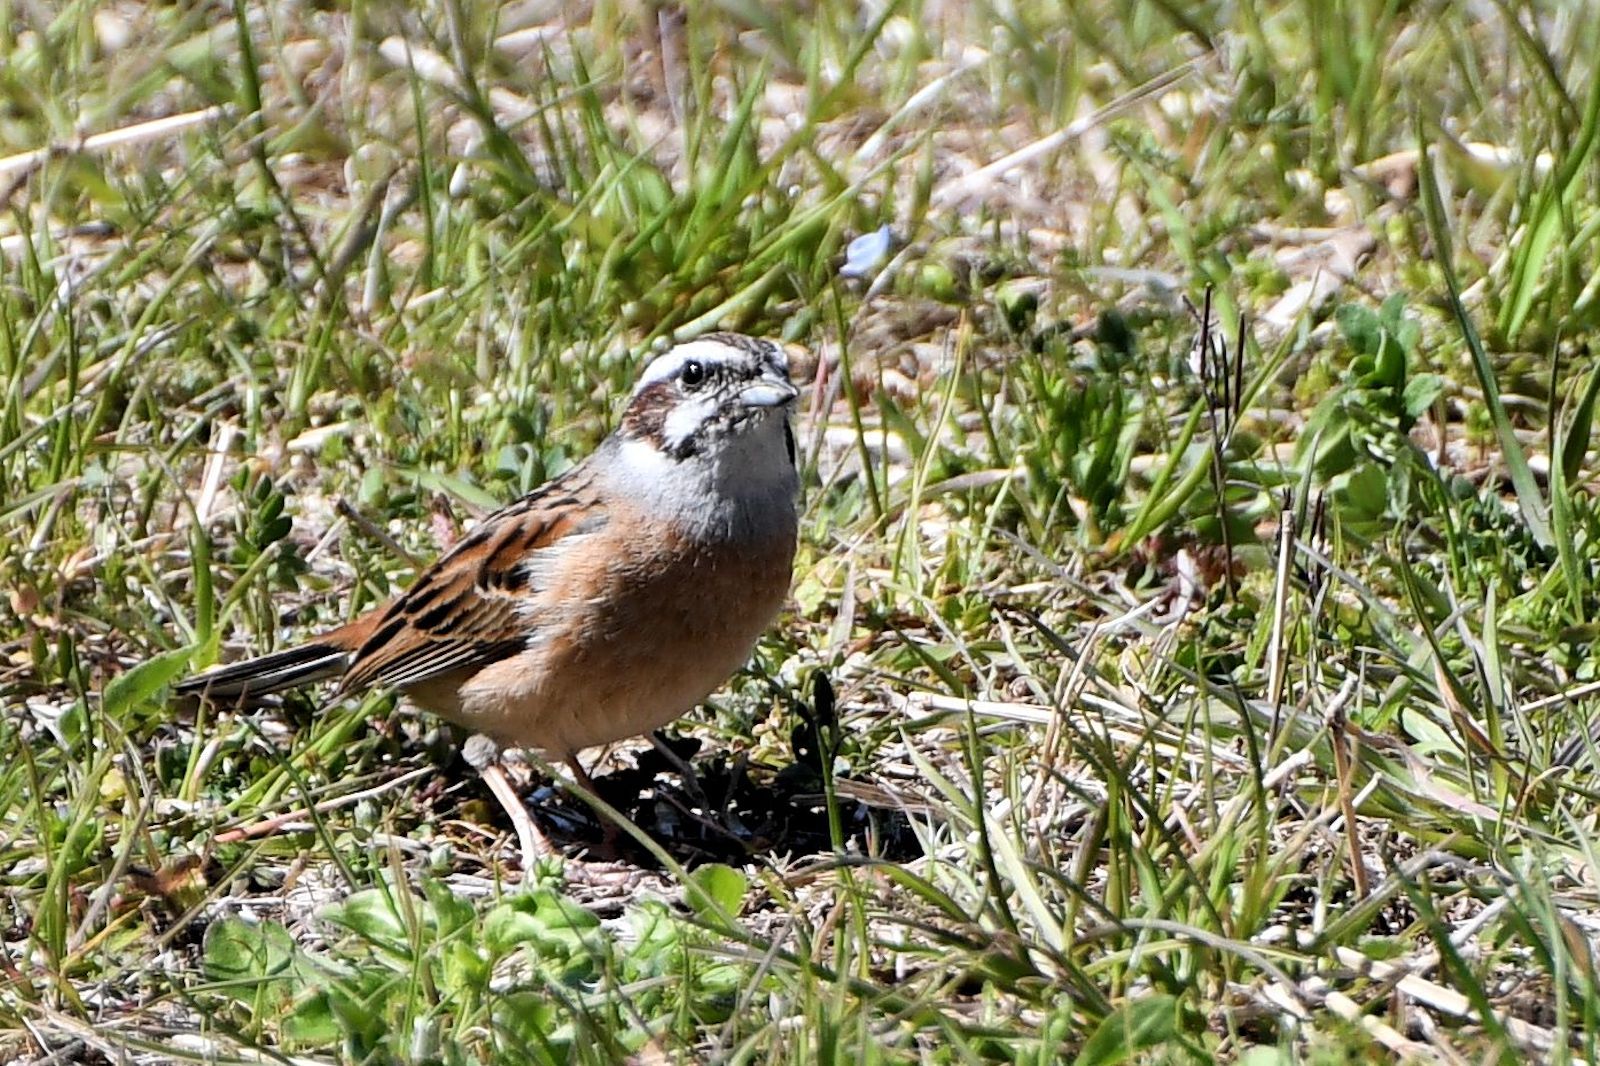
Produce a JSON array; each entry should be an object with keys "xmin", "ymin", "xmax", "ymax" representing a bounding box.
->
[{"xmin": 339, "ymin": 469, "xmax": 607, "ymax": 693}]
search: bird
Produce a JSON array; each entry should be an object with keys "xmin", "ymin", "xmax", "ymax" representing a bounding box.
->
[{"xmin": 176, "ymin": 332, "xmax": 802, "ymax": 860}]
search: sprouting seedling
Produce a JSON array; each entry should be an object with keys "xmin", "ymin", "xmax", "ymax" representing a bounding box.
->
[
  {"xmin": 1185, "ymin": 288, "xmax": 1247, "ymax": 447},
  {"xmin": 1185, "ymin": 288, "xmax": 1250, "ymax": 596}
]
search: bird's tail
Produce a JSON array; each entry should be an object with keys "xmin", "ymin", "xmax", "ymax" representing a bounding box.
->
[{"xmin": 175, "ymin": 642, "xmax": 351, "ymax": 701}]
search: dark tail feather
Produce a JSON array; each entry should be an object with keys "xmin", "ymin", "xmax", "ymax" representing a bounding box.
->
[{"xmin": 175, "ymin": 642, "xmax": 350, "ymax": 701}]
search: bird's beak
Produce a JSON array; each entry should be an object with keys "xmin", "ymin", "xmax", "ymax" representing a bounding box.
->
[{"xmin": 739, "ymin": 370, "xmax": 799, "ymax": 410}]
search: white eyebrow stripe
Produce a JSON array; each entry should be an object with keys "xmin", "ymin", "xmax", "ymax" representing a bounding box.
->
[{"xmin": 634, "ymin": 339, "xmax": 753, "ymax": 390}]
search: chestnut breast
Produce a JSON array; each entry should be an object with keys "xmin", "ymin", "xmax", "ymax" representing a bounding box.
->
[{"xmin": 418, "ymin": 503, "xmax": 797, "ymax": 756}]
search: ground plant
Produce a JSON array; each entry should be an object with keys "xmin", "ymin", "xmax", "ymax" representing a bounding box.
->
[{"xmin": 4, "ymin": 0, "xmax": 1600, "ymax": 1062}]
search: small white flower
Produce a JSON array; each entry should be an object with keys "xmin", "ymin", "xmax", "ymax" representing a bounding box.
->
[{"xmin": 840, "ymin": 224, "xmax": 893, "ymax": 279}]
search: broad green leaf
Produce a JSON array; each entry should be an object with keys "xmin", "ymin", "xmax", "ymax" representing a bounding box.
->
[
  {"xmin": 1073, "ymin": 994, "xmax": 1181, "ymax": 1066},
  {"xmin": 493, "ymin": 991, "xmax": 566, "ymax": 1057},
  {"xmin": 1333, "ymin": 463, "xmax": 1387, "ymax": 522},
  {"xmin": 323, "ymin": 888, "xmax": 409, "ymax": 952},
  {"xmin": 104, "ymin": 647, "xmax": 192, "ymax": 720},
  {"xmin": 687, "ymin": 863, "xmax": 748, "ymax": 922},
  {"xmin": 485, "ymin": 889, "xmax": 600, "ymax": 956},
  {"xmin": 203, "ymin": 916, "xmax": 298, "ymax": 986},
  {"xmin": 1402, "ymin": 374, "xmax": 1445, "ymax": 420},
  {"xmin": 283, "ymin": 990, "xmax": 342, "ymax": 1048},
  {"xmin": 1336, "ymin": 302, "xmax": 1379, "ymax": 355},
  {"xmin": 423, "ymin": 877, "xmax": 476, "ymax": 937},
  {"xmin": 1371, "ymin": 334, "xmax": 1405, "ymax": 388}
]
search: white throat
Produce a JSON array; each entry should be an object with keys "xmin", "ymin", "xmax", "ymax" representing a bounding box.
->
[{"xmin": 604, "ymin": 417, "xmax": 797, "ymax": 541}]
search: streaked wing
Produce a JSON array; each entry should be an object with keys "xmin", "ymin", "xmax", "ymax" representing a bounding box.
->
[{"xmin": 340, "ymin": 468, "xmax": 606, "ymax": 693}]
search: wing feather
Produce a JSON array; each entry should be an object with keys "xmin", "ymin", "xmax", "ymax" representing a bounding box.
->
[{"xmin": 339, "ymin": 469, "xmax": 607, "ymax": 693}]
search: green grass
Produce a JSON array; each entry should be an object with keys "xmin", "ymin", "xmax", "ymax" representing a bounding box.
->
[{"xmin": 5, "ymin": 0, "xmax": 1600, "ymax": 1061}]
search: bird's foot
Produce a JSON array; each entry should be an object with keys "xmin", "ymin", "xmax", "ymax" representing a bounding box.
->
[{"xmin": 463, "ymin": 733, "xmax": 553, "ymax": 875}]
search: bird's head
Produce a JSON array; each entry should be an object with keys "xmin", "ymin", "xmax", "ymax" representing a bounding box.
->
[{"xmin": 620, "ymin": 333, "xmax": 798, "ymax": 464}]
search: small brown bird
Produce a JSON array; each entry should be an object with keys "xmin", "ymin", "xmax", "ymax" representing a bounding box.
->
[{"xmin": 178, "ymin": 333, "xmax": 801, "ymax": 857}]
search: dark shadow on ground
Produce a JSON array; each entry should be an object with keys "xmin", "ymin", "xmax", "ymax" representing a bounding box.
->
[
  {"xmin": 513, "ymin": 732, "xmax": 923, "ymax": 866},
  {"xmin": 424, "ymin": 677, "xmax": 921, "ymax": 867}
]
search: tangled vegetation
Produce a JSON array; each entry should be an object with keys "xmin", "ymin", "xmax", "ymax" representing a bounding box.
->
[{"xmin": 4, "ymin": 1, "xmax": 1600, "ymax": 1061}]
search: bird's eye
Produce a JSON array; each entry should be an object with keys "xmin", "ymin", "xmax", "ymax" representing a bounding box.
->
[{"xmin": 680, "ymin": 360, "xmax": 706, "ymax": 388}]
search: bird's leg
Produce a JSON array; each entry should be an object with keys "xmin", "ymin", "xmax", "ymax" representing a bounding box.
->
[
  {"xmin": 649, "ymin": 730, "xmax": 711, "ymax": 811},
  {"xmin": 565, "ymin": 755, "xmax": 621, "ymax": 852},
  {"xmin": 462, "ymin": 734, "xmax": 550, "ymax": 868},
  {"xmin": 565, "ymin": 754, "xmax": 601, "ymax": 798}
]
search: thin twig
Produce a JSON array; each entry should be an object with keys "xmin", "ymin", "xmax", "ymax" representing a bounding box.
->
[
  {"xmin": 932, "ymin": 60, "xmax": 1200, "ymax": 209},
  {"xmin": 0, "ymin": 105, "xmax": 231, "ymax": 185},
  {"xmin": 213, "ymin": 765, "xmax": 434, "ymax": 843},
  {"xmin": 336, "ymin": 496, "xmax": 424, "ymax": 568}
]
